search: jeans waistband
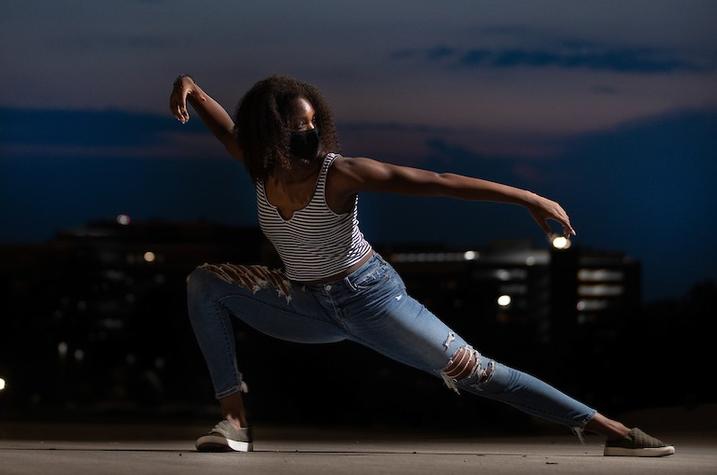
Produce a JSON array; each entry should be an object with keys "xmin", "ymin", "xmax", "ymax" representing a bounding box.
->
[{"xmin": 292, "ymin": 251, "xmax": 386, "ymax": 289}]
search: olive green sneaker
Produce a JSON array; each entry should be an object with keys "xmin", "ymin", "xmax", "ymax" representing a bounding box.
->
[
  {"xmin": 195, "ymin": 420, "xmax": 254, "ymax": 452},
  {"xmin": 604, "ymin": 427, "xmax": 675, "ymax": 457}
]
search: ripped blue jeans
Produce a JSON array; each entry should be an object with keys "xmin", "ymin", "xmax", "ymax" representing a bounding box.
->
[{"xmin": 186, "ymin": 250, "xmax": 597, "ymax": 432}]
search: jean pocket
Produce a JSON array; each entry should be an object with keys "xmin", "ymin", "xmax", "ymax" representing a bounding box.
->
[{"xmin": 353, "ymin": 263, "xmax": 390, "ymax": 290}]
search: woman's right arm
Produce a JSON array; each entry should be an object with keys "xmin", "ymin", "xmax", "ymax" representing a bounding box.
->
[{"xmin": 169, "ymin": 75, "xmax": 244, "ymax": 162}]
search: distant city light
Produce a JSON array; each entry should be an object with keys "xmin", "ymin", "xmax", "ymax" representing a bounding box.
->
[
  {"xmin": 525, "ymin": 256, "xmax": 536, "ymax": 266},
  {"xmin": 116, "ymin": 214, "xmax": 131, "ymax": 225},
  {"xmin": 552, "ymin": 236, "xmax": 571, "ymax": 249},
  {"xmin": 143, "ymin": 251, "xmax": 156, "ymax": 262},
  {"xmin": 392, "ymin": 252, "xmax": 480, "ymax": 262},
  {"xmin": 579, "ymin": 285, "xmax": 623, "ymax": 296},
  {"xmin": 464, "ymin": 250, "xmax": 479, "ymax": 260},
  {"xmin": 74, "ymin": 349, "xmax": 85, "ymax": 361},
  {"xmin": 497, "ymin": 295, "xmax": 511, "ymax": 306},
  {"xmin": 58, "ymin": 341, "xmax": 68, "ymax": 358},
  {"xmin": 0, "ymin": 377, "xmax": 5, "ymax": 391},
  {"xmin": 577, "ymin": 299, "xmax": 610, "ymax": 311},
  {"xmin": 577, "ymin": 269, "xmax": 624, "ymax": 281}
]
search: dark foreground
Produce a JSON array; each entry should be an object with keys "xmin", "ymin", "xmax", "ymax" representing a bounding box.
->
[{"xmin": 1, "ymin": 422, "xmax": 715, "ymax": 474}]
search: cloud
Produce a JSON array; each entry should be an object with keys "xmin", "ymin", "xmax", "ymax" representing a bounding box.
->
[
  {"xmin": 424, "ymin": 137, "xmax": 486, "ymax": 161},
  {"xmin": 590, "ymin": 85, "xmax": 619, "ymax": 95},
  {"xmin": 339, "ymin": 120, "xmax": 454, "ymax": 134},
  {"xmin": 459, "ymin": 46, "xmax": 710, "ymax": 73},
  {"xmin": 0, "ymin": 106, "xmax": 204, "ymax": 147},
  {"xmin": 400, "ymin": 106, "xmax": 717, "ymax": 301},
  {"xmin": 551, "ymin": 106, "xmax": 717, "ymax": 300},
  {"xmin": 425, "ymin": 44, "xmax": 458, "ymax": 61},
  {"xmin": 0, "ymin": 106, "xmax": 229, "ymax": 160},
  {"xmin": 390, "ymin": 39, "xmax": 714, "ymax": 74},
  {"xmin": 58, "ymin": 33, "xmax": 190, "ymax": 50}
]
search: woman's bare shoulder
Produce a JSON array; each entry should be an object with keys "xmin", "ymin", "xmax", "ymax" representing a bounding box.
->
[{"xmin": 327, "ymin": 154, "xmax": 359, "ymax": 197}]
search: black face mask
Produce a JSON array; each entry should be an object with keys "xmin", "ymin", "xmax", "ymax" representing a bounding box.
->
[{"xmin": 289, "ymin": 128, "xmax": 321, "ymax": 162}]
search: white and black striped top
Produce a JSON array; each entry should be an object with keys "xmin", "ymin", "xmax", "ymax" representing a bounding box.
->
[{"xmin": 255, "ymin": 152, "xmax": 373, "ymax": 281}]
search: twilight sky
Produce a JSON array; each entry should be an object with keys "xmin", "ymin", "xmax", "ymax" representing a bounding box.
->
[{"xmin": 1, "ymin": 0, "xmax": 716, "ymax": 302}]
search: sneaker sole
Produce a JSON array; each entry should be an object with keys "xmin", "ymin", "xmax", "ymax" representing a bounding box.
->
[
  {"xmin": 604, "ymin": 445, "xmax": 675, "ymax": 457},
  {"xmin": 196, "ymin": 434, "xmax": 253, "ymax": 452}
]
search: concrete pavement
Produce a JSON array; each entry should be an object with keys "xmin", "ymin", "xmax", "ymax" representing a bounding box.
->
[{"xmin": 1, "ymin": 422, "xmax": 714, "ymax": 474}]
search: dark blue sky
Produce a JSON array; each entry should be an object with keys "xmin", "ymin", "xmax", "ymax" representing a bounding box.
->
[{"xmin": 1, "ymin": 1, "xmax": 716, "ymax": 302}]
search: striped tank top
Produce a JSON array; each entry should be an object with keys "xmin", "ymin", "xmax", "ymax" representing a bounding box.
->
[{"xmin": 255, "ymin": 152, "xmax": 373, "ymax": 281}]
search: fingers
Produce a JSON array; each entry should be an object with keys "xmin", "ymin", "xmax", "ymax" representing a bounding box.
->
[
  {"xmin": 170, "ymin": 96, "xmax": 188, "ymax": 123},
  {"xmin": 169, "ymin": 82, "xmax": 191, "ymax": 123},
  {"xmin": 562, "ymin": 224, "xmax": 572, "ymax": 239},
  {"xmin": 554, "ymin": 204, "xmax": 576, "ymax": 237},
  {"xmin": 180, "ymin": 90, "xmax": 190, "ymax": 122},
  {"xmin": 169, "ymin": 92, "xmax": 182, "ymax": 122},
  {"xmin": 557, "ymin": 215, "xmax": 574, "ymax": 238},
  {"xmin": 536, "ymin": 212, "xmax": 574, "ymax": 241},
  {"xmin": 551, "ymin": 216, "xmax": 575, "ymax": 239},
  {"xmin": 531, "ymin": 197, "xmax": 577, "ymax": 240}
]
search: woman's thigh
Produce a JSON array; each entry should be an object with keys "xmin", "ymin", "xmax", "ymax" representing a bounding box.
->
[
  {"xmin": 340, "ymin": 266, "xmax": 470, "ymax": 375},
  {"xmin": 187, "ymin": 262, "xmax": 348, "ymax": 344}
]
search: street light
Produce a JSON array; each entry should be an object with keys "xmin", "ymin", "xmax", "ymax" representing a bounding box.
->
[{"xmin": 552, "ymin": 235, "xmax": 572, "ymax": 249}]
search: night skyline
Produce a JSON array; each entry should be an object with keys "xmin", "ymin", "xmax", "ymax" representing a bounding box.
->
[{"xmin": 2, "ymin": 0, "xmax": 716, "ymax": 302}]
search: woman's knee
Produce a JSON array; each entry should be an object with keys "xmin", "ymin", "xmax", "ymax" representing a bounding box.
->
[
  {"xmin": 438, "ymin": 343, "xmax": 497, "ymax": 395},
  {"xmin": 186, "ymin": 262, "xmax": 294, "ymax": 303},
  {"xmin": 186, "ymin": 263, "xmax": 220, "ymax": 295}
]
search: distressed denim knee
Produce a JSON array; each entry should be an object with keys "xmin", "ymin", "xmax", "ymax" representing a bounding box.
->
[
  {"xmin": 189, "ymin": 262, "xmax": 294, "ymax": 304},
  {"xmin": 439, "ymin": 343, "xmax": 496, "ymax": 395}
]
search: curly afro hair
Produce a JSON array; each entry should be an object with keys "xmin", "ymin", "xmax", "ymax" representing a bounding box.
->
[{"xmin": 233, "ymin": 74, "xmax": 342, "ymax": 185}]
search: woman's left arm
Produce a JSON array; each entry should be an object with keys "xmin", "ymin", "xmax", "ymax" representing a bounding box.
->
[{"xmin": 335, "ymin": 156, "xmax": 576, "ymax": 239}]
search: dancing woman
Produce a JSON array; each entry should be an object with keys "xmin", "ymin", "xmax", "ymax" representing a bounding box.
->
[{"xmin": 169, "ymin": 73, "xmax": 674, "ymax": 457}]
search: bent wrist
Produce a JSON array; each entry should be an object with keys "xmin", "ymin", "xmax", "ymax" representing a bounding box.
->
[
  {"xmin": 187, "ymin": 83, "xmax": 207, "ymax": 105},
  {"xmin": 174, "ymin": 75, "xmax": 198, "ymax": 97},
  {"xmin": 521, "ymin": 189, "xmax": 539, "ymax": 207}
]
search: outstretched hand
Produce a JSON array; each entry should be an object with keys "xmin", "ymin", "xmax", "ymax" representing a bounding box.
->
[
  {"xmin": 169, "ymin": 74, "xmax": 207, "ymax": 124},
  {"xmin": 524, "ymin": 192, "xmax": 576, "ymax": 241}
]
